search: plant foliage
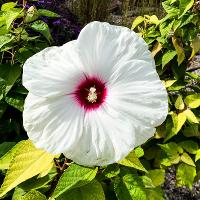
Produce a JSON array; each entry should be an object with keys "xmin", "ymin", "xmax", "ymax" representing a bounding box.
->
[{"xmin": 0, "ymin": 0, "xmax": 200, "ymax": 199}]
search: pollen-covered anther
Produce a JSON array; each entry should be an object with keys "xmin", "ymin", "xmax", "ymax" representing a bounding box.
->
[{"xmin": 87, "ymin": 87, "xmax": 97, "ymax": 103}]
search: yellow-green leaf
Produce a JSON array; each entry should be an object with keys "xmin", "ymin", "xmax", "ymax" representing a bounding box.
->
[
  {"xmin": 179, "ymin": 0, "xmax": 194, "ymax": 18},
  {"xmin": 149, "ymin": 15, "xmax": 160, "ymax": 25},
  {"xmin": 21, "ymin": 190, "xmax": 47, "ymax": 200},
  {"xmin": 175, "ymin": 96, "xmax": 185, "ymax": 110},
  {"xmin": 162, "ymin": 50, "xmax": 176, "ymax": 68},
  {"xmin": 0, "ymin": 140, "xmax": 27, "ymax": 170},
  {"xmin": 177, "ymin": 112, "xmax": 187, "ymax": 132},
  {"xmin": 131, "ymin": 16, "xmax": 144, "ymax": 30},
  {"xmin": 183, "ymin": 109, "xmax": 199, "ymax": 124},
  {"xmin": 189, "ymin": 36, "xmax": 200, "ymax": 59},
  {"xmin": 185, "ymin": 94, "xmax": 200, "ymax": 108},
  {"xmin": 172, "ymin": 37, "xmax": 185, "ymax": 65},
  {"xmin": 52, "ymin": 164, "xmax": 98, "ymax": 198},
  {"xmin": 146, "ymin": 169, "xmax": 165, "ymax": 187},
  {"xmin": 118, "ymin": 151, "xmax": 147, "ymax": 172},
  {"xmin": 195, "ymin": 149, "xmax": 200, "ymax": 162},
  {"xmin": 151, "ymin": 42, "xmax": 162, "ymax": 57},
  {"xmin": 164, "ymin": 80, "xmax": 177, "ymax": 88},
  {"xmin": 180, "ymin": 152, "xmax": 195, "ymax": 167},
  {"xmin": 0, "ymin": 140, "xmax": 54, "ymax": 197},
  {"xmin": 176, "ymin": 163, "xmax": 196, "ymax": 189},
  {"xmin": 57, "ymin": 180, "xmax": 105, "ymax": 200}
]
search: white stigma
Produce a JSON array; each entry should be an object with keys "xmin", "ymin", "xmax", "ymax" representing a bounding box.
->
[{"xmin": 87, "ymin": 87, "xmax": 97, "ymax": 103}]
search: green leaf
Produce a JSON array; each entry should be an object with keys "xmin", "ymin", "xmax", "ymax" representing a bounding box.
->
[
  {"xmin": 0, "ymin": 64, "xmax": 21, "ymax": 100},
  {"xmin": 162, "ymin": 1, "xmax": 179, "ymax": 17},
  {"xmin": 146, "ymin": 169, "xmax": 165, "ymax": 187},
  {"xmin": 102, "ymin": 164, "xmax": 120, "ymax": 179},
  {"xmin": 176, "ymin": 163, "xmax": 196, "ymax": 189},
  {"xmin": 114, "ymin": 174, "xmax": 147, "ymax": 200},
  {"xmin": 4, "ymin": 8, "xmax": 23, "ymax": 28},
  {"xmin": 195, "ymin": 149, "xmax": 200, "ymax": 162},
  {"xmin": 145, "ymin": 187, "xmax": 164, "ymax": 200},
  {"xmin": 118, "ymin": 151, "xmax": 147, "ymax": 172},
  {"xmin": 12, "ymin": 187, "xmax": 26, "ymax": 200},
  {"xmin": 179, "ymin": 0, "xmax": 194, "ymax": 18},
  {"xmin": 1, "ymin": 2, "xmax": 17, "ymax": 11},
  {"xmin": 180, "ymin": 152, "xmax": 195, "ymax": 166},
  {"xmin": 149, "ymin": 15, "xmax": 160, "ymax": 25},
  {"xmin": 164, "ymin": 80, "xmax": 177, "ymax": 88},
  {"xmin": 185, "ymin": 94, "xmax": 200, "ymax": 108},
  {"xmin": 134, "ymin": 146, "xmax": 144, "ymax": 158},
  {"xmin": 18, "ymin": 167, "xmax": 57, "ymax": 192},
  {"xmin": 162, "ymin": 50, "xmax": 176, "ymax": 68},
  {"xmin": 189, "ymin": 36, "xmax": 200, "ymax": 59},
  {"xmin": 57, "ymin": 180, "xmax": 105, "ymax": 200},
  {"xmin": 0, "ymin": 140, "xmax": 54, "ymax": 197},
  {"xmin": 52, "ymin": 164, "xmax": 98, "ymax": 198},
  {"xmin": 177, "ymin": 112, "xmax": 187, "ymax": 133},
  {"xmin": 175, "ymin": 96, "xmax": 185, "ymax": 110},
  {"xmin": 179, "ymin": 140, "xmax": 198, "ymax": 154},
  {"xmin": 183, "ymin": 124, "xmax": 199, "ymax": 138},
  {"xmin": 0, "ymin": 142, "xmax": 16, "ymax": 158},
  {"xmin": 16, "ymin": 48, "xmax": 35, "ymax": 63},
  {"xmin": 159, "ymin": 19, "xmax": 174, "ymax": 37},
  {"xmin": 165, "ymin": 114, "xmax": 178, "ymax": 141},
  {"xmin": 25, "ymin": 6, "xmax": 39, "ymax": 23},
  {"xmin": 131, "ymin": 16, "xmax": 144, "ymax": 30},
  {"xmin": 151, "ymin": 42, "xmax": 162, "ymax": 57},
  {"xmin": 0, "ymin": 34, "xmax": 14, "ymax": 49},
  {"xmin": 0, "ymin": 140, "xmax": 28, "ymax": 170},
  {"xmin": 21, "ymin": 190, "xmax": 47, "ymax": 200},
  {"xmin": 5, "ymin": 93, "xmax": 24, "ymax": 112},
  {"xmin": 172, "ymin": 37, "xmax": 185, "ymax": 65},
  {"xmin": 159, "ymin": 142, "xmax": 182, "ymax": 166},
  {"xmin": 183, "ymin": 109, "xmax": 199, "ymax": 123},
  {"xmin": 30, "ymin": 20, "xmax": 52, "ymax": 42},
  {"xmin": 38, "ymin": 9, "xmax": 60, "ymax": 18}
]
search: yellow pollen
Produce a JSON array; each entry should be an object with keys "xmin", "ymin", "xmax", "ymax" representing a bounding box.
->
[{"xmin": 87, "ymin": 87, "xmax": 97, "ymax": 103}]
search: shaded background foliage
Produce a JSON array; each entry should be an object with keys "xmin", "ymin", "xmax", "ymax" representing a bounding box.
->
[{"xmin": 0, "ymin": 0, "xmax": 200, "ymax": 200}]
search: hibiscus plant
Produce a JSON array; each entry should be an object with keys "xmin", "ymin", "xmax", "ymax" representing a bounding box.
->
[{"xmin": 0, "ymin": 0, "xmax": 200, "ymax": 200}]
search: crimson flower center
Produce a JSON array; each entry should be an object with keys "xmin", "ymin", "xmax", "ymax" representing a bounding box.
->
[{"xmin": 73, "ymin": 76, "xmax": 107, "ymax": 110}]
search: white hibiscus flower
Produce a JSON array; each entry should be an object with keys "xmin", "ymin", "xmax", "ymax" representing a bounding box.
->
[{"xmin": 22, "ymin": 21, "xmax": 168, "ymax": 166}]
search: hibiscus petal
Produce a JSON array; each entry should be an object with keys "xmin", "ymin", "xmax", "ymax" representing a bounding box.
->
[
  {"xmin": 23, "ymin": 41, "xmax": 84, "ymax": 97},
  {"xmin": 64, "ymin": 106, "xmax": 136, "ymax": 166},
  {"xmin": 23, "ymin": 93, "xmax": 85, "ymax": 154},
  {"xmin": 77, "ymin": 21, "xmax": 148, "ymax": 80},
  {"xmin": 106, "ymin": 59, "xmax": 168, "ymax": 146}
]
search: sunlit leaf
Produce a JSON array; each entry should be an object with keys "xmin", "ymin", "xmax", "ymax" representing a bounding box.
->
[
  {"xmin": 57, "ymin": 180, "xmax": 105, "ymax": 200},
  {"xmin": 176, "ymin": 163, "xmax": 196, "ymax": 189},
  {"xmin": 172, "ymin": 37, "xmax": 185, "ymax": 65},
  {"xmin": 175, "ymin": 96, "xmax": 185, "ymax": 110},
  {"xmin": 151, "ymin": 42, "xmax": 162, "ymax": 57},
  {"xmin": 185, "ymin": 94, "xmax": 200, "ymax": 108},
  {"xmin": 21, "ymin": 190, "xmax": 47, "ymax": 200},
  {"xmin": 189, "ymin": 36, "xmax": 200, "ymax": 59},
  {"xmin": 52, "ymin": 164, "xmax": 98, "ymax": 198},
  {"xmin": 114, "ymin": 174, "xmax": 146, "ymax": 200},
  {"xmin": 179, "ymin": 140, "xmax": 198, "ymax": 154},
  {"xmin": 179, "ymin": 0, "xmax": 194, "ymax": 18},
  {"xmin": 118, "ymin": 151, "xmax": 147, "ymax": 172},
  {"xmin": 180, "ymin": 152, "xmax": 195, "ymax": 166},
  {"xmin": 0, "ymin": 140, "xmax": 54, "ymax": 197},
  {"xmin": 183, "ymin": 109, "xmax": 199, "ymax": 124},
  {"xmin": 162, "ymin": 50, "xmax": 176, "ymax": 68},
  {"xmin": 131, "ymin": 16, "xmax": 144, "ymax": 30}
]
